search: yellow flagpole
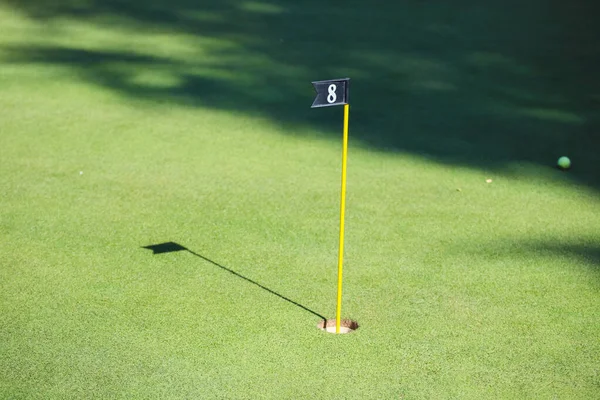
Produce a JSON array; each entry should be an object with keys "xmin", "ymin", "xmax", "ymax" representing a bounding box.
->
[{"xmin": 336, "ymin": 103, "xmax": 350, "ymax": 333}]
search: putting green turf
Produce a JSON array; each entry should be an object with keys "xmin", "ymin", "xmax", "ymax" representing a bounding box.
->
[{"xmin": 1, "ymin": 1, "xmax": 599, "ymax": 398}]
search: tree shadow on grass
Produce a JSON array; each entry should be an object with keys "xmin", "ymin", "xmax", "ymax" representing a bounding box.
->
[
  {"xmin": 466, "ymin": 238, "xmax": 600, "ymax": 277},
  {"xmin": 534, "ymin": 242, "xmax": 600, "ymax": 273},
  {"xmin": 1, "ymin": 0, "xmax": 599, "ymax": 188},
  {"xmin": 142, "ymin": 242, "xmax": 327, "ymax": 321}
]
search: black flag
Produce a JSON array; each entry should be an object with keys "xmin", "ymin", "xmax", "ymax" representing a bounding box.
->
[{"xmin": 311, "ymin": 78, "xmax": 350, "ymax": 108}]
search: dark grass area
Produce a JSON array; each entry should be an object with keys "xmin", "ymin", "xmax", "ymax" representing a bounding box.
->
[{"xmin": 2, "ymin": 0, "xmax": 599, "ymax": 188}]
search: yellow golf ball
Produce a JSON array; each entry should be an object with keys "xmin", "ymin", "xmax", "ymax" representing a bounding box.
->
[{"xmin": 557, "ymin": 156, "xmax": 571, "ymax": 170}]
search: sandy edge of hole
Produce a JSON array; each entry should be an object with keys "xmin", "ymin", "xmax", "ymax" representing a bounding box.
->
[{"xmin": 317, "ymin": 319, "xmax": 359, "ymax": 334}]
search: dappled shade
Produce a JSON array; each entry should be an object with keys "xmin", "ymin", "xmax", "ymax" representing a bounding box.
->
[{"xmin": 1, "ymin": 0, "xmax": 598, "ymax": 188}]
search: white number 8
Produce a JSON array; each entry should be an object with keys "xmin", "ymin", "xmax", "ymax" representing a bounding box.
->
[{"xmin": 327, "ymin": 84, "xmax": 337, "ymax": 103}]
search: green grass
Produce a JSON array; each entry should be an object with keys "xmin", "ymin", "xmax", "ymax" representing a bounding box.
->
[{"xmin": 1, "ymin": 1, "xmax": 599, "ymax": 398}]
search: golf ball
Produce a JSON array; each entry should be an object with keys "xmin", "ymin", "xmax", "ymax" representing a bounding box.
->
[{"xmin": 557, "ymin": 156, "xmax": 571, "ymax": 170}]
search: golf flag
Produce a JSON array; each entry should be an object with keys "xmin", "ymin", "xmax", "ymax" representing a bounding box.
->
[
  {"xmin": 311, "ymin": 77, "xmax": 351, "ymax": 334},
  {"xmin": 311, "ymin": 78, "xmax": 350, "ymax": 108}
]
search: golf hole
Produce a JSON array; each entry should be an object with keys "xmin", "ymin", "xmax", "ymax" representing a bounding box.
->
[{"xmin": 317, "ymin": 319, "xmax": 359, "ymax": 334}]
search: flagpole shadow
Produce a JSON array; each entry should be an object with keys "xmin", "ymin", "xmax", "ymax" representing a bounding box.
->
[{"xmin": 142, "ymin": 242, "xmax": 327, "ymax": 321}]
